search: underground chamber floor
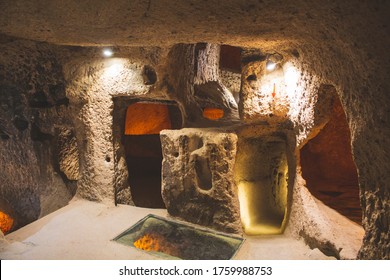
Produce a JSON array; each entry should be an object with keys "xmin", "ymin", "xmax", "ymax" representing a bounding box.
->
[{"xmin": 0, "ymin": 199, "xmax": 336, "ymax": 260}]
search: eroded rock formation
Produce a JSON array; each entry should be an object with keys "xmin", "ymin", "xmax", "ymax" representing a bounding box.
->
[
  {"xmin": 0, "ymin": 37, "xmax": 75, "ymax": 231},
  {"xmin": 161, "ymin": 128, "xmax": 241, "ymax": 234},
  {"xmin": 0, "ymin": 0, "xmax": 388, "ymax": 259}
]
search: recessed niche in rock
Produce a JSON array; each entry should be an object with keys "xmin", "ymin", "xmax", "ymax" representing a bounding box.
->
[
  {"xmin": 122, "ymin": 102, "xmax": 182, "ymax": 208},
  {"xmin": 220, "ymin": 45, "xmax": 242, "ymax": 73},
  {"xmin": 113, "ymin": 214, "xmax": 244, "ymax": 260},
  {"xmin": 202, "ymin": 107, "xmax": 224, "ymax": 120},
  {"xmin": 0, "ymin": 211, "xmax": 13, "ymax": 234},
  {"xmin": 301, "ymin": 97, "xmax": 361, "ymax": 224},
  {"xmin": 194, "ymin": 156, "xmax": 212, "ymax": 191},
  {"xmin": 142, "ymin": 65, "xmax": 157, "ymax": 85},
  {"xmin": 0, "ymin": 198, "xmax": 15, "ymax": 234},
  {"xmin": 234, "ymin": 136, "xmax": 289, "ymax": 235}
]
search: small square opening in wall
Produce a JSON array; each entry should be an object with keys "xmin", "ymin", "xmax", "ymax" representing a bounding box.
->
[
  {"xmin": 112, "ymin": 214, "xmax": 245, "ymax": 260},
  {"xmin": 220, "ymin": 45, "xmax": 242, "ymax": 73}
]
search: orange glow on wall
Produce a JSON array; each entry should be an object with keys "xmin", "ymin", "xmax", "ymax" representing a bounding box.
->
[
  {"xmin": 202, "ymin": 108, "xmax": 224, "ymax": 120},
  {"xmin": 125, "ymin": 103, "xmax": 172, "ymax": 135},
  {"xmin": 0, "ymin": 211, "xmax": 14, "ymax": 234}
]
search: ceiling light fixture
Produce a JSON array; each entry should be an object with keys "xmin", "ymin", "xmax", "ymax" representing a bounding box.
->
[
  {"xmin": 266, "ymin": 53, "xmax": 283, "ymax": 72},
  {"xmin": 266, "ymin": 61, "xmax": 277, "ymax": 71},
  {"xmin": 102, "ymin": 48, "xmax": 114, "ymax": 57}
]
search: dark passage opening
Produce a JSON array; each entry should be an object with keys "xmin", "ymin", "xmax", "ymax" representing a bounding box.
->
[
  {"xmin": 300, "ymin": 97, "xmax": 361, "ymax": 224},
  {"xmin": 122, "ymin": 102, "xmax": 181, "ymax": 208},
  {"xmin": 219, "ymin": 45, "xmax": 242, "ymax": 73}
]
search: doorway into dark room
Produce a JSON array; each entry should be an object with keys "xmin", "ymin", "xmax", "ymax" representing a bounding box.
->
[{"xmin": 122, "ymin": 102, "xmax": 182, "ymax": 208}]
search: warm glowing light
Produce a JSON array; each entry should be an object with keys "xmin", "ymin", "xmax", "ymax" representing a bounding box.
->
[
  {"xmin": 202, "ymin": 108, "xmax": 224, "ymax": 120},
  {"xmin": 125, "ymin": 103, "xmax": 172, "ymax": 135},
  {"xmin": 134, "ymin": 233, "xmax": 160, "ymax": 251},
  {"xmin": 133, "ymin": 233, "xmax": 178, "ymax": 256},
  {"xmin": 237, "ymin": 184, "xmax": 251, "ymax": 230},
  {"xmin": 266, "ymin": 61, "xmax": 276, "ymax": 71},
  {"xmin": 102, "ymin": 48, "xmax": 114, "ymax": 57},
  {"xmin": 258, "ymin": 68, "xmax": 285, "ymax": 114},
  {"xmin": 266, "ymin": 53, "xmax": 283, "ymax": 72},
  {"xmin": 104, "ymin": 62, "xmax": 124, "ymax": 77},
  {"xmin": 0, "ymin": 211, "xmax": 14, "ymax": 234},
  {"xmin": 284, "ymin": 64, "xmax": 299, "ymax": 91},
  {"xmin": 235, "ymin": 139, "xmax": 289, "ymax": 235},
  {"xmin": 237, "ymin": 180, "xmax": 285, "ymax": 235},
  {"xmin": 283, "ymin": 63, "xmax": 301, "ymax": 113}
]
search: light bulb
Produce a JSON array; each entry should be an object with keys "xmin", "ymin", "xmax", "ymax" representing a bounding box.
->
[
  {"xmin": 266, "ymin": 61, "xmax": 276, "ymax": 71},
  {"xmin": 102, "ymin": 48, "xmax": 114, "ymax": 57}
]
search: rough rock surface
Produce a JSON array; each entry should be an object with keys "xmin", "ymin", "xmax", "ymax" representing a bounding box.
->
[
  {"xmin": 62, "ymin": 44, "xmax": 244, "ymax": 204},
  {"xmin": 165, "ymin": 44, "xmax": 239, "ymax": 127},
  {"xmin": 234, "ymin": 123, "xmax": 296, "ymax": 235},
  {"xmin": 240, "ymin": 50, "xmax": 289, "ymax": 121},
  {"xmin": 0, "ymin": 0, "xmax": 388, "ymax": 259},
  {"xmin": 358, "ymin": 189, "xmax": 390, "ymax": 259},
  {"xmin": 285, "ymin": 173, "xmax": 364, "ymax": 260},
  {"xmin": 301, "ymin": 96, "xmax": 361, "ymax": 224},
  {"xmin": 63, "ymin": 48, "xmax": 166, "ymax": 203},
  {"xmin": 160, "ymin": 128, "xmax": 242, "ymax": 234},
  {"xmin": 57, "ymin": 127, "xmax": 80, "ymax": 181},
  {"xmin": 220, "ymin": 70, "xmax": 241, "ymax": 103},
  {"xmin": 57, "ymin": 44, "xmax": 244, "ymax": 206},
  {"xmin": 0, "ymin": 229, "xmax": 8, "ymax": 250},
  {"xmin": 0, "ymin": 36, "xmax": 75, "ymax": 231}
]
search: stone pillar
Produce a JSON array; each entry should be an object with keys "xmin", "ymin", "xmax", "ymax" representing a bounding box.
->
[
  {"xmin": 160, "ymin": 128, "xmax": 242, "ymax": 234},
  {"xmin": 65, "ymin": 57, "xmax": 152, "ymax": 203}
]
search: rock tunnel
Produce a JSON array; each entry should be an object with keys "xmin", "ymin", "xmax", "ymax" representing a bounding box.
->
[
  {"xmin": 235, "ymin": 135, "xmax": 290, "ymax": 235},
  {"xmin": 300, "ymin": 89, "xmax": 361, "ymax": 224},
  {"xmin": 0, "ymin": 0, "xmax": 389, "ymax": 260}
]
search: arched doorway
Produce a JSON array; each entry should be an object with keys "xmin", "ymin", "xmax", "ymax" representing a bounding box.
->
[{"xmin": 300, "ymin": 92, "xmax": 361, "ymax": 224}]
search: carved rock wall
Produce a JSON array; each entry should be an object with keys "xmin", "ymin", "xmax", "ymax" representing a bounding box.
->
[
  {"xmin": 160, "ymin": 128, "xmax": 242, "ymax": 234},
  {"xmin": 301, "ymin": 96, "xmax": 361, "ymax": 224},
  {"xmin": 0, "ymin": 36, "xmax": 75, "ymax": 231},
  {"xmin": 63, "ymin": 47, "xmax": 170, "ymax": 203},
  {"xmin": 0, "ymin": 0, "xmax": 389, "ymax": 258}
]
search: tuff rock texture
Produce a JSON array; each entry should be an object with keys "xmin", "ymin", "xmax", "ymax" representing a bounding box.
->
[
  {"xmin": 301, "ymin": 96, "xmax": 361, "ymax": 224},
  {"xmin": 0, "ymin": 36, "xmax": 75, "ymax": 231},
  {"xmin": 160, "ymin": 128, "xmax": 242, "ymax": 234},
  {"xmin": 285, "ymin": 172, "xmax": 364, "ymax": 260},
  {"xmin": 0, "ymin": 0, "xmax": 388, "ymax": 259},
  {"xmin": 240, "ymin": 50, "xmax": 289, "ymax": 121},
  {"xmin": 59, "ymin": 44, "xmax": 243, "ymax": 204},
  {"xmin": 63, "ymin": 47, "xmax": 167, "ymax": 203},
  {"xmin": 234, "ymin": 123, "xmax": 296, "ymax": 235},
  {"xmin": 165, "ymin": 44, "xmax": 239, "ymax": 127},
  {"xmin": 57, "ymin": 127, "xmax": 80, "ymax": 181},
  {"xmin": 220, "ymin": 70, "xmax": 241, "ymax": 103}
]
